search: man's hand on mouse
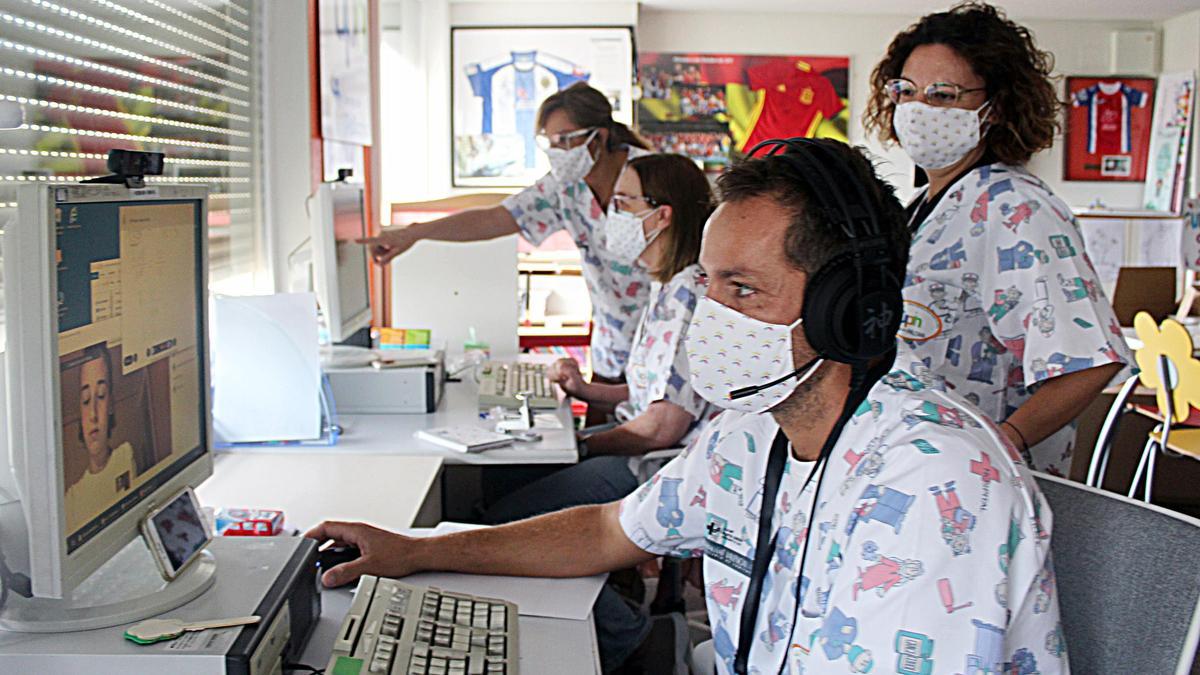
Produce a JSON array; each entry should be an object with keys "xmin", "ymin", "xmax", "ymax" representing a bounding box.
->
[{"xmin": 305, "ymin": 521, "xmax": 421, "ymax": 588}]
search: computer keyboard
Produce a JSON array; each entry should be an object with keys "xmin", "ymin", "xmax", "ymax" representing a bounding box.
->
[
  {"xmin": 326, "ymin": 575, "xmax": 519, "ymax": 675},
  {"xmin": 477, "ymin": 361, "xmax": 560, "ymax": 409}
]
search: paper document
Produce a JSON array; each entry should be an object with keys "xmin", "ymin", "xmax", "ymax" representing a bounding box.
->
[
  {"xmin": 212, "ymin": 293, "xmax": 322, "ymax": 442},
  {"xmin": 400, "ymin": 522, "xmax": 607, "ymax": 620}
]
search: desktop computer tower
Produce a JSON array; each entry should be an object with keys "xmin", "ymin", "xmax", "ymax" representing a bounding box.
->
[{"xmin": 0, "ymin": 536, "xmax": 320, "ymax": 674}]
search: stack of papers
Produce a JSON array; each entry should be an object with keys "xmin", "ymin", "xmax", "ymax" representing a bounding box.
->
[{"xmin": 414, "ymin": 427, "xmax": 513, "ymax": 453}]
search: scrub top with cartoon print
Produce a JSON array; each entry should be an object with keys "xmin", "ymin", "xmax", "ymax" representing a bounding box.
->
[
  {"xmin": 619, "ymin": 264, "xmax": 715, "ymax": 440},
  {"xmin": 899, "ymin": 162, "xmax": 1132, "ymax": 476},
  {"xmin": 619, "ymin": 362, "xmax": 1067, "ymax": 675},
  {"xmin": 502, "ymin": 146, "xmax": 653, "ymax": 379}
]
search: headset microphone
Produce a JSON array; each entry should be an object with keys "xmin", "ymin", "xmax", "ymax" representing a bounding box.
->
[{"xmin": 728, "ymin": 358, "xmax": 825, "ymax": 401}]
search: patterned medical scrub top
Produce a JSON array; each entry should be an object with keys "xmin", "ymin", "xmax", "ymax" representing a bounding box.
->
[
  {"xmin": 899, "ymin": 162, "xmax": 1132, "ymax": 476},
  {"xmin": 620, "ymin": 360, "xmax": 1067, "ymax": 675},
  {"xmin": 618, "ymin": 264, "xmax": 716, "ymax": 472},
  {"xmin": 502, "ymin": 146, "xmax": 653, "ymax": 378}
]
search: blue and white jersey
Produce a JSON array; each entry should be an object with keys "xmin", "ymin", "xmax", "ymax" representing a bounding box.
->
[{"xmin": 465, "ymin": 51, "xmax": 589, "ymax": 169}]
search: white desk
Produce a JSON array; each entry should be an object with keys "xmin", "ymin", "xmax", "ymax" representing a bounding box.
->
[
  {"xmin": 334, "ymin": 375, "xmax": 578, "ymax": 465},
  {"xmin": 196, "ymin": 453, "xmax": 444, "ymax": 531},
  {"xmin": 199, "ymin": 450, "xmax": 602, "ymax": 674}
]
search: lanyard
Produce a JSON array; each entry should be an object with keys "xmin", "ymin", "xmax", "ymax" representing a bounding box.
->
[
  {"xmin": 732, "ymin": 359, "xmax": 890, "ymax": 675},
  {"xmin": 733, "ymin": 430, "xmax": 824, "ymax": 675}
]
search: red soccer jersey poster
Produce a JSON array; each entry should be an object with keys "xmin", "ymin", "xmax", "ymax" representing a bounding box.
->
[
  {"xmin": 1065, "ymin": 76, "xmax": 1155, "ymax": 182},
  {"xmin": 637, "ymin": 53, "xmax": 849, "ymax": 169}
]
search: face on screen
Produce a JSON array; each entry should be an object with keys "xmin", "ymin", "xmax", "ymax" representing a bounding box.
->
[{"xmin": 79, "ymin": 355, "xmax": 112, "ymax": 460}]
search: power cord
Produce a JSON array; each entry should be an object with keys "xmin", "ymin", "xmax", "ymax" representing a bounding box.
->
[{"xmin": 283, "ymin": 663, "xmax": 324, "ymax": 674}]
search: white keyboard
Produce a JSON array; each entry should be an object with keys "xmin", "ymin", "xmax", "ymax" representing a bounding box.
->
[
  {"xmin": 477, "ymin": 361, "xmax": 559, "ymax": 409},
  {"xmin": 326, "ymin": 575, "xmax": 519, "ymax": 675}
]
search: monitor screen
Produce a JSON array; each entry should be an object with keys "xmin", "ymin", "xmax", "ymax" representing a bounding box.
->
[
  {"xmin": 331, "ymin": 185, "xmax": 371, "ymax": 331},
  {"xmin": 55, "ymin": 199, "xmax": 207, "ymax": 554}
]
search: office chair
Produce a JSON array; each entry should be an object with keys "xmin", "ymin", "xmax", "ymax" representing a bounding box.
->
[
  {"xmin": 1036, "ymin": 472, "xmax": 1200, "ymax": 674},
  {"xmin": 1088, "ymin": 311, "xmax": 1200, "ymax": 502}
]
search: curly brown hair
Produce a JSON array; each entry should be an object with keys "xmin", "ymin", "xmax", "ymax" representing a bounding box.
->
[{"xmin": 863, "ymin": 2, "xmax": 1060, "ymax": 165}]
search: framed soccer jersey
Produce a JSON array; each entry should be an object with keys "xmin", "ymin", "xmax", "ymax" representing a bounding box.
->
[
  {"xmin": 451, "ymin": 26, "xmax": 635, "ymax": 188},
  {"xmin": 1065, "ymin": 76, "xmax": 1155, "ymax": 182},
  {"xmin": 637, "ymin": 52, "xmax": 850, "ymax": 170}
]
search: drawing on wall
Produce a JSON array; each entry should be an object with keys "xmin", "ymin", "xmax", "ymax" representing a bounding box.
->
[
  {"xmin": 1064, "ymin": 76, "xmax": 1155, "ymax": 182},
  {"xmin": 451, "ymin": 26, "xmax": 634, "ymax": 188},
  {"xmin": 1078, "ymin": 219, "xmax": 1126, "ymax": 291},
  {"xmin": 636, "ymin": 53, "xmax": 849, "ymax": 169},
  {"xmin": 1144, "ymin": 71, "xmax": 1196, "ymax": 213},
  {"xmin": 319, "ymin": 0, "xmax": 372, "ymax": 146}
]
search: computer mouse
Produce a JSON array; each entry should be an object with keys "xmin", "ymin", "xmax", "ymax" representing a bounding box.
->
[{"xmin": 316, "ymin": 543, "xmax": 362, "ymax": 570}]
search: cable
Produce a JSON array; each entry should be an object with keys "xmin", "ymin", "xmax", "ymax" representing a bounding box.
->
[{"xmin": 283, "ymin": 663, "xmax": 324, "ymax": 674}]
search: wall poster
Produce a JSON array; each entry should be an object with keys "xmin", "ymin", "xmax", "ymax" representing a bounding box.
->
[
  {"xmin": 319, "ymin": 0, "xmax": 373, "ymax": 146},
  {"xmin": 1064, "ymin": 76, "xmax": 1155, "ymax": 182},
  {"xmin": 451, "ymin": 26, "xmax": 635, "ymax": 188},
  {"xmin": 1144, "ymin": 71, "xmax": 1196, "ymax": 213},
  {"xmin": 636, "ymin": 53, "xmax": 849, "ymax": 169}
]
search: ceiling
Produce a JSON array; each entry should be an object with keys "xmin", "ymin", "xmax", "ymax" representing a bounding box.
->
[{"xmin": 637, "ymin": 0, "xmax": 1199, "ymax": 22}]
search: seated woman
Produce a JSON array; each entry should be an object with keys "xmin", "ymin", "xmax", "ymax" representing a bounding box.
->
[{"xmin": 483, "ymin": 153, "xmax": 715, "ymax": 526}]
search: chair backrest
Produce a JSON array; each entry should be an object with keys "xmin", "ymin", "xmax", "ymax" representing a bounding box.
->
[
  {"xmin": 1113, "ymin": 267, "xmax": 1177, "ymax": 326},
  {"xmin": 1133, "ymin": 311, "xmax": 1200, "ymax": 425},
  {"xmin": 1036, "ymin": 473, "xmax": 1200, "ymax": 674}
]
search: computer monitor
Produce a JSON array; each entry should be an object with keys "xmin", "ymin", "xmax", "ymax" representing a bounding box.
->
[
  {"xmin": 311, "ymin": 181, "xmax": 372, "ymax": 343},
  {"xmin": 0, "ymin": 183, "xmax": 213, "ymax": 630}
]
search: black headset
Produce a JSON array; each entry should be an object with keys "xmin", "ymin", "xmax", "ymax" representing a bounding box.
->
[
  {"xmin": 748, "ymin": 137, "xmax": 903, "ymax": 365},
  {"xmin": 733, "ymin": 138, "xmax": 904, "ymax": 675}
]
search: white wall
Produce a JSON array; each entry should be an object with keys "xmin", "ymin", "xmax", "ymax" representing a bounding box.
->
[
  {"xmin": 378, "ymin": 0, "xmax": 637, "ymax": 210},
  {"xmin": 1162, "ymin": 9, "xmax": 1200, "ymax": 200},
  {"xmin": 262, "ymin": 1, "xmax": 315, "ymax": 292},
  {"xmin": 637, "ymin": 8, "xmax": 1159, "ymax": 207}
]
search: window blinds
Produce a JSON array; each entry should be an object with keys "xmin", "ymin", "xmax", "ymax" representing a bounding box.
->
[{"xmin": 0, "ymin": 0, "xmax": 260, "ymax": 288}]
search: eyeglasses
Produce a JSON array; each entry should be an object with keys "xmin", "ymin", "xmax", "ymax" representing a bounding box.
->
[
  {"xmin": 611, "ymin": 193, "xmax": 661, "ymax": 212},
  {"xmin": 535, "ymin": 127, "xmax": 596, "ymax": 151},
  {"xmin": 885, "ymin": 78, "xmax": 986, "ymax": 107}
]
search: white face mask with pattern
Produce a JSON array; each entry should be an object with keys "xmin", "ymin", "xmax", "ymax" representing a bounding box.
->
[
  {"xmin": 685, "ymin": 296, "xmax": 825, "ymax": 414},
  {"xmin": 604, "ymin": 204, "xmax": 663, "ymax": 265},
  {"xmin": 544, "ymin": 129, "xmax": 599, "ymax": 183},
  {"xmin": 893, "ymin": 100, "xmax": 990, "ymax": 170}
]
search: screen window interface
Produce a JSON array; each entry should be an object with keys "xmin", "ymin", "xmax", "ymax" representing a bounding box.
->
[
  {"xmin": 333, "ymin": 188, "xmax": 371, "ymax": 322},
  {"xmin": 56, "ymin": 200, "xmax": 206, "ymax": 554}
]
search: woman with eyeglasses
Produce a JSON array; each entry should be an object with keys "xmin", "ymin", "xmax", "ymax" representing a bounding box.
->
[
  {"xmin": 362, "ymin": 83, "xmax": 653, "ymax": 397},
  {"xmin": 468, "ymin": 155, "xmax": 714, "ymax": 674},
  {"xmin": 865, "ymin": 2, "xmax": 1131, "ymax": 476}
]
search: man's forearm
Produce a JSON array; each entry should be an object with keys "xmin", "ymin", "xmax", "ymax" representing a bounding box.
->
[{"xmin": 409, "ymin": 502, "xmax": 652, "ymax": 578}]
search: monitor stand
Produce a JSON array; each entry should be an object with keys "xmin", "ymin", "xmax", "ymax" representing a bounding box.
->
[{"xmin": 0, "ymin": 535, "xmax": 215, "ymax": 633}]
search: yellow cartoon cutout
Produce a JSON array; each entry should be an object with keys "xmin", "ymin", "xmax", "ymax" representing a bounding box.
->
[{"xmin": 1133, "ymin": 311, "xmax": 1200, "ymax": 423}]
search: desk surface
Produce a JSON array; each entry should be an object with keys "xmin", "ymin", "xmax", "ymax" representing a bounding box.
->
[
  {"xmin": 196, "ymin": 453, "xmax": 443, "ymax": 531},
  {"xmin": 199, "ymin": 451, "xmax": 602, "ymax": 673},
  {"xmin": 334, "ymin": 374, "xmax": 578, "ymax": 465}
]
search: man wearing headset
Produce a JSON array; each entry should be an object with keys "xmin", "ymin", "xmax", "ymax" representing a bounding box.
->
[{"xmin": 308, "ymin": 140, "xmax": 1065, "ymax": 675}]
